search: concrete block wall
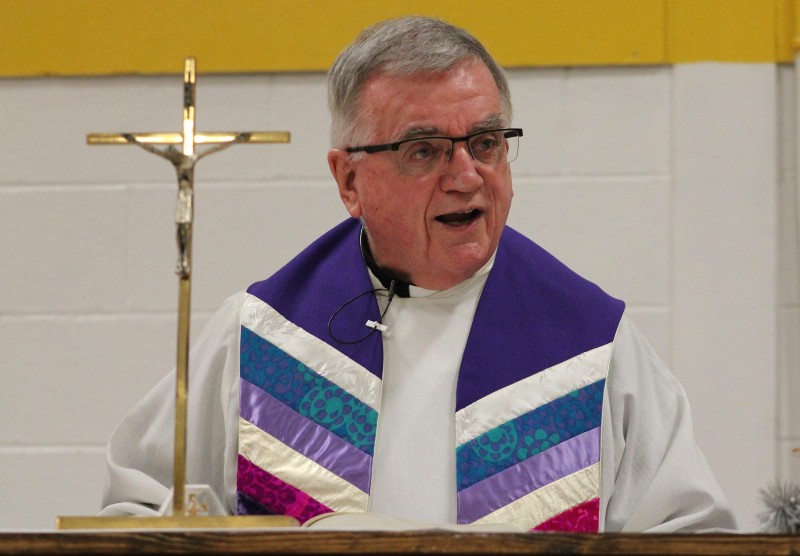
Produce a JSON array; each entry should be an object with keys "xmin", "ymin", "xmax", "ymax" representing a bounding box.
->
[
  {"xmin": 0, "ymin": 63, "xmax": 786, "ymax": 531},
  {"xmin": 778, "ymin": 66, "xmax": 800, "ymax": 492}
]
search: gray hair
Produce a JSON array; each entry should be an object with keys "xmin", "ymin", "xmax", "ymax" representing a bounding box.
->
[{"xmin": 327, "ymin": 16, "xmax": 512, "ymax": 148}]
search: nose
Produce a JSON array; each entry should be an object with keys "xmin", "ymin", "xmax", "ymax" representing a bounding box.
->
[{"xmin": 441, "ymin": 142, "xmax": 482, "ymax": 192}]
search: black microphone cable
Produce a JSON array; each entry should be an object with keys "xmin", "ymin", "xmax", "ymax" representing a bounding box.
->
[{"xmin": 327, "ymin": 279, "xmax": 398, "ymax": 345}]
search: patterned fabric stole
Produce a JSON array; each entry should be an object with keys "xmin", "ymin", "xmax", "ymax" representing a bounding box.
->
[
  {"xmin": 236, "ymin": 294, "xmax": 381, "ymax": 523},
  {"xmin": 455, "ymin": 344, "xmax": 611, "ymax": 533}
]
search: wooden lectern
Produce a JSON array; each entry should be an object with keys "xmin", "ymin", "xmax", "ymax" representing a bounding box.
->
[{"xmin": 0, "ymin": 530, "xmax": 797, "ymax": 555}]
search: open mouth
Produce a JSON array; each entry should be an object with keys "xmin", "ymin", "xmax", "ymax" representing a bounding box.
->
[{"xmin": 435, "ymin": 209, "xmax": 482, "ymax": 227}]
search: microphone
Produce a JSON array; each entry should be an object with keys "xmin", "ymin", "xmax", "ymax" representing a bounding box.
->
[
  {"xmin": 365, "ymin": 320, "xmax": 390, "ymax": 335},
  {"xmin": 327, "ymin": 280, "xmax": 397, "ymax": 344},
  {"xmin": 328, "ymin": 229, "xmax": 409, "ymax": 344}
]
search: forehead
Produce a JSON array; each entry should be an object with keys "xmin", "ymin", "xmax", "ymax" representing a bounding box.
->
[{"xmin": 359, "ymin": 60, "xmax": 503, "ymax": 141}]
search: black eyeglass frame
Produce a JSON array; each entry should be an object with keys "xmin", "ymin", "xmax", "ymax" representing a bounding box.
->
[{"xmin": 345, "ymin": 128, "xmax": 524, "ymax": 160}]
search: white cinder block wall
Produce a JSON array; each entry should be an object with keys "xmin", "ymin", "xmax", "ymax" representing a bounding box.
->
[
  {"xmin": 0, "ymin": 63, "xmax": 791, "ymax": 531},
  {"xmin": 779, "ymin": 64, "xmax": 800, "ymax": 503}
]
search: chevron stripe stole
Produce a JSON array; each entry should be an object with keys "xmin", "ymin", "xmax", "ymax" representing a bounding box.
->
[
  {"xmin": 236, "ymin": 219, "xmax": 623, "ymax": 530},
  {"xmin": 455, "ymin": 345, "xmax": 610, "ymax": 531},
  {"xmin": 236, "ymin": 295, "xmax": 612, "ymax": 530}
]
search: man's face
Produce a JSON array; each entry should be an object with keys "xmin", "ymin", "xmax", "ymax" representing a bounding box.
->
[{"xmin": 328, "ymin": 60, "xmax": 513, "ymax": 290}]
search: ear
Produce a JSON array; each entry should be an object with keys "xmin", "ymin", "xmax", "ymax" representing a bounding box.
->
[{"xmin": 328, "ymin": 149, "xmax": 362, "ymax": 218}]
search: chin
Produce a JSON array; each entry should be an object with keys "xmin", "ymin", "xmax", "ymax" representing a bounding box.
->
[{"xmin": 441, "ymin": 253, "xmax": 492, "ymax": 280}]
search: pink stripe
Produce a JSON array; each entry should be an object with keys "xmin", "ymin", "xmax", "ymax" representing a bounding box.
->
[
  {"xmin": 532, "ymin": 497, "xmax": 599, "ymax": 532},
  {"xmin": 237, "ymin": 454, "xmax": 331, "ymax": 524}
]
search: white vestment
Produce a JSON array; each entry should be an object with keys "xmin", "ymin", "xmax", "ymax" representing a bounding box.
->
[{"xmin": 101, "ymin": 276, "xmax": 736, "ymax": 532}]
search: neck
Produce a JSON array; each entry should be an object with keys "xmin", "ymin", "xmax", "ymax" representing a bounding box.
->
[
  {"xmin": 360, "ymin": 227, "xmax": 485, "ymax": 292},
  {"xmin": 360, "ymin": 230, "xmax": 412, "ymax": 298}
]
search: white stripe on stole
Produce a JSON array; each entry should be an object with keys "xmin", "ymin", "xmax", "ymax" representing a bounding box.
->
[
  {"xmin": 239, "ymin": 418, "xmax": 369, "ymax": 512},
  {"xmin": 474, "ymin": 463, "xmax": 600, "ymax": 530},
  {"xmin": 455, "ymin": 343, "xmax": 612, "ymax": 447},
  {"xmin": 241, "ymin": 293, "xmax": 381, "ymax": 411}
]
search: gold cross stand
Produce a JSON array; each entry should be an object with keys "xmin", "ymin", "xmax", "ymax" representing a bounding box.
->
[{"xmin": 57, "ymin": 58, "xmax": 296, "ymax": 529}]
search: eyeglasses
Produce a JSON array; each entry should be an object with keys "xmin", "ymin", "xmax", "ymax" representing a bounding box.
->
[{"xmin": 345, "ymin": 128, "xmax": 523, "ymax": 175}]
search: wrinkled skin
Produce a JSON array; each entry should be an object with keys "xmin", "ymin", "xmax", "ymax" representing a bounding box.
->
[{"xmin": 328, "ymin": 60, "xmax": 513, "ymax": 291}]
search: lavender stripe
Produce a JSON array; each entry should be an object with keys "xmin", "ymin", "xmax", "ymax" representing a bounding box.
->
[
  {"xmin": 240, "ymin": 378, "xmax": 372, "ymax": 493},
  {"xmin": 457, "ymin": 427, "xmax": 600, "ymax": 524}
]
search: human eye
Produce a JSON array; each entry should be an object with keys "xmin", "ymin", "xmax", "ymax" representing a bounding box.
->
[
  {"xmin": 403, "ymin": 140, "xmax": 438, "ymax": 161},
  {"xmin": 471, "ymin": 131, "xmax": 502, "ymax": 155},
  {"xmin": 398, "ymin": 139, "xmax": 446, "ymax": 172}
]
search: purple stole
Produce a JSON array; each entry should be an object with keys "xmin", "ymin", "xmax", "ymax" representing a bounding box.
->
[{"xmin": 237, "ymin": 218, "xmax": 624, "ymax": 532}]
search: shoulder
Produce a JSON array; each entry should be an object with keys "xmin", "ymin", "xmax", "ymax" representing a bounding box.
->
[
  {"xmin": 247, "ymin": 218, "xmax": 363, "ymax": 301},
  {"xmin": 499, "ymin": 226, "xmax": 624, "ymax": 314},
  {"xmin": 607, "ymin": 313, "xmax": 687, "ymax": 400},
  {"xmin": 493, "ymin": 226, "xmax": 625, "ymax": 346},
  {"xmin": 458, "ymin": 228, "xmax": 626, "ymax": 407},
  {"xmin": 238, "ymin": 218, "xmax": 381, "ymax": 372},
  {"xmin": 195, "ymin": 290, "xmax": 249, "ymax": 345}
]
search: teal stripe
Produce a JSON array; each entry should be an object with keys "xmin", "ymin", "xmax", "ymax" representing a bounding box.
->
[
  {"xmin": 240, "ymin": 326, "xmax": 378, "ymax": 455},
  {"xmin": 456, "ymin": 379, "xmax": 605, "ymax": 490}
]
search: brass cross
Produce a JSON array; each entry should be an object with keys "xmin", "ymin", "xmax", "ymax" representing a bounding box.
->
[{"xmin": 87, "ymin": 57, "xmax": 290, "ymax": 517}]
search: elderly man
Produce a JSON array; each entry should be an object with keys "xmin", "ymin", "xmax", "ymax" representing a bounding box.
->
[{"xmin": 101, "ymin": 16, "xmax": 736, "ymax": 532}]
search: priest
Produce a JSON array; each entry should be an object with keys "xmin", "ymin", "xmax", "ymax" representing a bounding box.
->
[{"xmin": 101, "ymin": 15, "xmax": 736, "ymax": 532}]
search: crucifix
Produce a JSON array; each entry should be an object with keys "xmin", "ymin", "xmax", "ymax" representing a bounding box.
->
[{"xmin": 58, "ymin": 58, "xmax": 296, "ymax": 528}]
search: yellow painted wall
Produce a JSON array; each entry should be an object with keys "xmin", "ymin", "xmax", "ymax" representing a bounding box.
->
[{"xmin": 0, "ymin": 0, "xmax": 796, "ymax": 77}]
